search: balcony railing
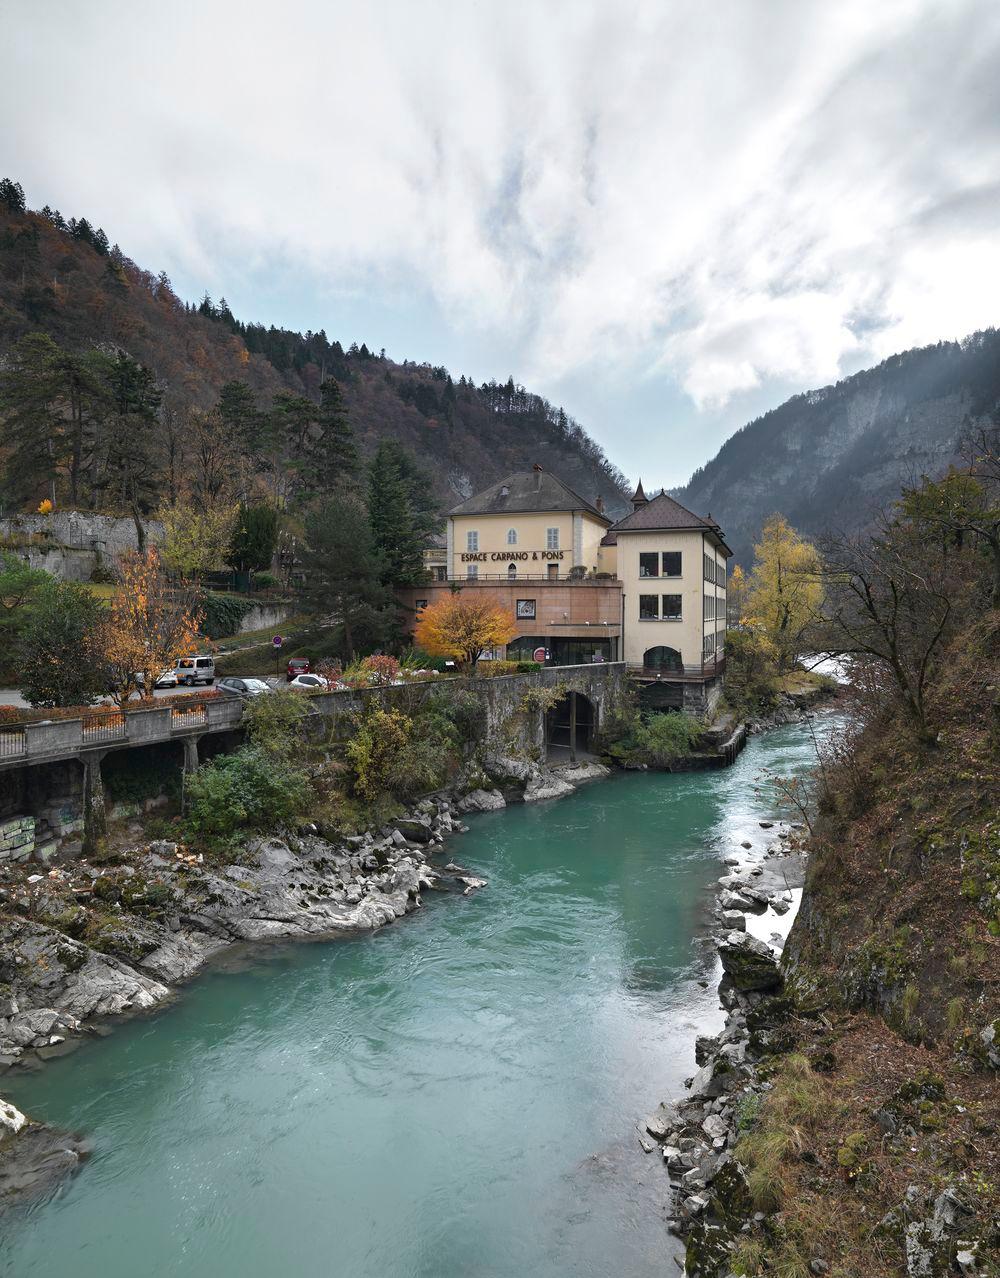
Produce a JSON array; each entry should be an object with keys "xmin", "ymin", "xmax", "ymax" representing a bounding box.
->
[
  {"xmin": 630, "ymin": 656, "xmax": 726, "ymax": 681},
  {"xmin": 442, "ymin": 573, "xmax": 620, "ymax": 584}
]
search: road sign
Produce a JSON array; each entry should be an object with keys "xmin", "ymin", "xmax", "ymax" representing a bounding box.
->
[
  {"xmin": 272, "ymin": 635, "xmax": 283, "ymax": 648},
  {"xmin": 532, "ymin": 646, "xmax": 546, "ymax": 663}
]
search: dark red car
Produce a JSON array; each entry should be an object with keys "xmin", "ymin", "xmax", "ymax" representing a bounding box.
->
[{"xmin": 286, "ymin": 657, "xmax": 311, "ymax": 681}]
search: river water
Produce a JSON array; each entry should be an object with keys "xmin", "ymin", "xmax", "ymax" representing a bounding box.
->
[{"xmin": 1, "ymin": 722, "xmax": 825, "ymax": 1278}]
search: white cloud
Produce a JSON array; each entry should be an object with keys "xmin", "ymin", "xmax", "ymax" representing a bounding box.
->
[{"xmin": 3, "ymin": 0, "xmax": 1000, "ymax": 470}]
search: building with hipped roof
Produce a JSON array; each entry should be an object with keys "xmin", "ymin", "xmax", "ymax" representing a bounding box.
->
[{"xmin": 397, "ymin": 465, "xmax": 730, "ymax": 713}]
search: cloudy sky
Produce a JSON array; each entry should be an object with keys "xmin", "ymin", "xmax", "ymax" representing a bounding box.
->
[{"xmin": 4, "ymin": 0, "xmax": 1000, "ymax": 486}]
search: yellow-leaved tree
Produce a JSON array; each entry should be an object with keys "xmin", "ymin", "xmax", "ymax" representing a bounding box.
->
[
  {"xmin": 101, "ymin": 548, "xmax": 203, "ymax": 705},
  {"xmin": 744, "ymin": 515, "xmax": 822, "ymax": 670},
  {"xmin": 159, "ymin": 502, "xmax": 238, "ymax": 582},
  {"xmin": 413, "ymin": 595, "xmax": 516, "ymax": 668}
]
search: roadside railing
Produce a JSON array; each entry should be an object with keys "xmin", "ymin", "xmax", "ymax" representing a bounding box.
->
[
  {"xmin": 0, "ymin": 727, "xmax": 26, "ymax": 759},
  {"xmin": 0, "ymin": 696, "xmax": 245, "ymax": 768},
  {"xmin": 81, "ymin": 711, "xmax": 127, "ymax": 744}
]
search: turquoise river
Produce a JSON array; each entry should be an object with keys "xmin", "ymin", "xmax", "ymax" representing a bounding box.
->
[{"xmin": 1, "ymin": 721, "xmax": 826, "ymax": 1278}]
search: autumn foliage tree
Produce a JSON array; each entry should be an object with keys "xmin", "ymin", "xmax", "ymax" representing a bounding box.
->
[
  {"xmin": 100, "ymin": 548, "xmax": 202, "ymax": 705},
  {"xmin": 413, "ymin": 594, "xmax": 516, "ymax": 668},
  {"xmin": 744, "ymin": 515, "xmax": 823, "ymax": 670}
]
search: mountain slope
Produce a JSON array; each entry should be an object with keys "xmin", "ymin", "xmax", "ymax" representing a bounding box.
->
[
  {"xmin": 0, "ymin": 190, "xmax": 629, "ymax": 516},
  {"xmin": 676, "ymin": 331, "xmax": 1000, "ymax": 564}
]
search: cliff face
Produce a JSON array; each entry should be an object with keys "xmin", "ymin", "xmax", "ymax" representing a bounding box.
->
[{"xmin": 677, "ymin": 331, "xmax": 1000, "ymax": 564}]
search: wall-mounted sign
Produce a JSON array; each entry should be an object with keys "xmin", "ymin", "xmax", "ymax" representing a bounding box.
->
[
  {"xmin": 532, "ymin": 646, "xmax": 546, "ymax": 663},
  {"xmin": 460, "ymin": 549, "xmax": 565, "ymax": 563},
  {"xmin": 516, "ymin": 599, "xmax": 536, "ymax": 619}
]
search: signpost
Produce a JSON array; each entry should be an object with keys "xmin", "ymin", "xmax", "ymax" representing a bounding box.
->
[{"xmin": 273, "ymin": 635, "xmax": 283, "ymax": 679}]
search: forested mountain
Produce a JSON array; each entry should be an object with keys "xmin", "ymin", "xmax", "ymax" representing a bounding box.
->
[
  {"xmin": 677, "ymin": 329, "xmax": 1000, "ymax": 564},
  {"xmin": 0, "ymin": 180, "xmax": 629, "ymax": 519}
]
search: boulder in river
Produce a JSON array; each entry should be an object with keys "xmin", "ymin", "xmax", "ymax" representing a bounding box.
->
[{"xmin": 718, "ymin": 932, "xmax": 783, "ymax": 992}]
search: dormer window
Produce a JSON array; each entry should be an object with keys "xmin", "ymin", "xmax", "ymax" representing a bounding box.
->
[{"xmin": 507, "ymin": 528, "xmax": 517, "ymax": 545}]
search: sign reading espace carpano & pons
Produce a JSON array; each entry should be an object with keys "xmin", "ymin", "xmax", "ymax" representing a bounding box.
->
[{"xmin": 459, "ymin": 550, "xmax": 565, "ymax": 563}]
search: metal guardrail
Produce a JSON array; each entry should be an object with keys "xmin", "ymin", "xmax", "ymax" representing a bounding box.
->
[
  {"xmin": 630, "ymin": 657, "xmax": 726, "ymax": 680},
  {"xmin": 81, "ymin": 711, "xmax": 127, "ymax": 744},
  {"xmin": 0, "ymin": 727, "xmax": 26, "ymax": 759}
]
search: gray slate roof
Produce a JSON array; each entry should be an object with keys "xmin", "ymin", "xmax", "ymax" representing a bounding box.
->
[
  {"xmin": 603, "ymin": 491, "xmax": 732, "ymax": 555},
  {"xmin": 449, "ymin": 469, "xmax": 610, "ymax": 523}
]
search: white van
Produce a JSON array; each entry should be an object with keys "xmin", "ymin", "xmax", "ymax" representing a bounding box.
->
[{"xmin": 173, "ymin": 655, "xmax": 216, "ymax": 686}]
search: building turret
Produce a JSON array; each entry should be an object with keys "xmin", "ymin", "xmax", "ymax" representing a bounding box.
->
[{"xmin": 631, "ymin": 479, "xmax": 648, "ymax": 511}]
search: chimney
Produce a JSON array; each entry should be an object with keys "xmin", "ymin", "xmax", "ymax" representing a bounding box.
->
[
  {"xmin": 533, "ymin": 462, "xmax": 542, "ymax": 490},
  {"xmin": 595, "ymin": 495, "xmax": 605, "ymax": 514}
]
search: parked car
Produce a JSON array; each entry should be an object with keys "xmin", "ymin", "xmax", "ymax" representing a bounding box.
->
[
  {"xmin": 288, "ymin": 673, "xmax": 330, "ymax": 691},
  {"xmin": 216, "ymin": 676, "xmax": 272, "ymax": 700},
  {"xmin": 172, "ymin": 656, "xmax": 216, "ymax": 686},
  {"xmin": 135, "ymin": 668, "xmax": 178, "ymax": 690},
  {"xmin": 286, "ymin": 657, "xmax": 311, "ymax": 681}
]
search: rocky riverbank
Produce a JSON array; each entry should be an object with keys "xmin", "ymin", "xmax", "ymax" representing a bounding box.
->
[
  {"xmin": 0, "ymin": 754, "xmax": 610, "ymax": 1207},
  {"xmin": 640, "ymin": 818, "xmax": 806, "ymax": 1272}
]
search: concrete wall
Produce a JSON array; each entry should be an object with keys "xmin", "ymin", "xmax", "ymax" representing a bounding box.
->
[
  {"xmin": 237, "ymin": 602, "xmax": 293, "ymax": 634},
  {"xmin": 0, "ymin": 512, "xmax": 166, "ymax": 582}
]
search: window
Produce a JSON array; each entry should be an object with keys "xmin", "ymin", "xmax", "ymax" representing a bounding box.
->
[
  {"xmin": 467, "ymin": 564, "xmax": 478, "ymax": 579},
  {"xmin": 415, "ymin": 599, "xmax": 428, "ymax": 611},
  {"xmin": 435, "ymin": 566, "xmax": 447, "ymax": 581},
  {"xmin": 662, "ymin": 551, "xmax": 682, "ymax": 577},
  {"xmin": 546, "ymin": 527, "xmax": 559, "ymax": 550},
  {"xmin": 704, "ymin": 593, "xmax": 715, "ymax": 620},
  {"xmin": 547, "ymin": 562, "xmax": 559, "ymax": 580},
  {"xmin": 639, "ymin": 552, "xmax": 659, "ymax": 578},
  {"xmin": 467, "ymin": 530, "xmax": 479, "ymax": 552},
  {"xmin": 507, "ymin": 562, "xmax": 517, "ymax": 579},
  {"xmin": 639, "ymin": 594, "xmax": 659, "ymax": 620},
  {"xmin": 716, "ymin": 560, "xmax": 725, "ymax": 585},
  {"xmin": 703, "ymin": 632, "xmax": 716, "ymax": 657},
  {"xmin": 516, "ymin": 599, "xmax": 536, "ymax": 619},
  {"xmin": 507, "ymin": 528, "xmax": 517, "ymax": 545},
  {"xmin": 662, "ymin": 594, "xmax": 682, "ymax": 619},
  {"xmin": 703, "ymin": 552, "xmax": 714, "ymax": 581}
]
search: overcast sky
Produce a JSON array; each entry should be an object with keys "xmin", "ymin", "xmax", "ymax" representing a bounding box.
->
[{"xmin": 4, "ymin": 0, "xmax": 1000, "ymax": 487}]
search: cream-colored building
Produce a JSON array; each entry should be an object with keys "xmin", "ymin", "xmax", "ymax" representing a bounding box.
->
[
  {"xmin": 402, "ymin": 468, "xmax": 731, "ymax": 713},
  {"xmin": 447, "ymin": 465, "xmax": 614, "ymax": 582},
  {"xmin": 605, "ymin": 481, "xmax": 730, "ymax": 678}
]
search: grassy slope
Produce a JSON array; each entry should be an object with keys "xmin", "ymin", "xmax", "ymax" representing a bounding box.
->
[{"xmin": 732, "ymin": 618, "xmax": 1000, "ymax": 1277}]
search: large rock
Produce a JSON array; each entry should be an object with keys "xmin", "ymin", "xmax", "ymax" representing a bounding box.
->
[
  {"xmin": 718, "ymin": 932, "xmax": 783, "ymax": 992},
  {"xmin": 0, "ymin": 1098, "xmax": 26, "ymax": 1141},
  {"xmin": 459, "ymin": 789, "xmax": 506, "ymax": 813}
]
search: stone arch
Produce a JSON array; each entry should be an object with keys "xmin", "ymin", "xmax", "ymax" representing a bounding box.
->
[
  {"xmin": 545, "ymin": 689, "xmax": 596, "ymax": 761},
  {"xmin": 643, "ymin": 645, "xmax": 683, "ymax": 673}
]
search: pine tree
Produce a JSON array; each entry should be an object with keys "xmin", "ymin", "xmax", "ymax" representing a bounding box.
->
[
  {"xmin": 367, "ymin": 441, "xmax": 440, "ymax": 587},
  {"xmin": 317, "ymin": 377, "xmax": 358, "ymax": 484},
  {"xmin": 301, "ymin": 494, "xmax": 395, "ymax": 659},
  {"xmin": 100, "ymin": 353, "xmax": 162, "ymax": 547},
  {"xmin": 0, "ymin": 178, "xmax": 26, "ymax": 213},
  {"xmin": 0, "ymin": 333, "xmax": 66, "ymax": 504}
]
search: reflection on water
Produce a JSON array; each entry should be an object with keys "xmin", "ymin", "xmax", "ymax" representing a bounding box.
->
[{"xmin": 1, "ymin": 719, "xmax": 832, "ymax": 1278}]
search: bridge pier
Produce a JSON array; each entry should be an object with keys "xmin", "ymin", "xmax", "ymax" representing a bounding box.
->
[
  {"xmin": 182, "ymin": 736, "xmax": 203, "ymax": 775},
  {"xmin": 81, "ymin": 751, "xmax": 109, "ymax": 857}
]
